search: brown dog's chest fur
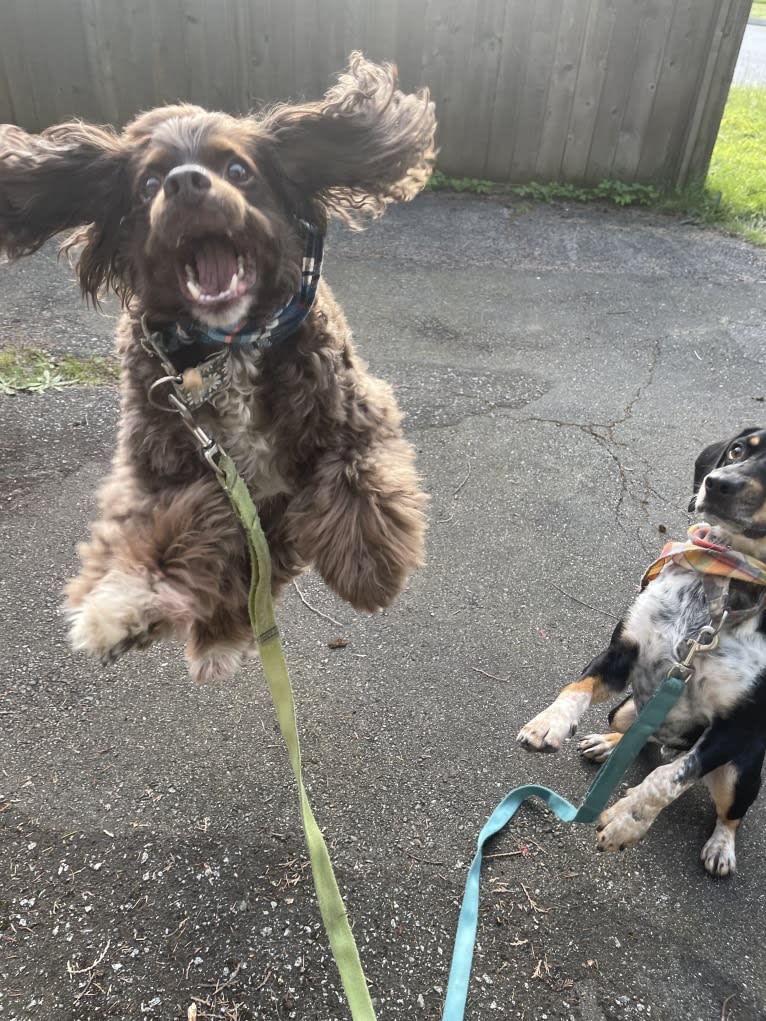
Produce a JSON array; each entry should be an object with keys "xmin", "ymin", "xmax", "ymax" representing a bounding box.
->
[{"xmin": 118, "ymin": 279, "xmax": 394, "ymax": 501}]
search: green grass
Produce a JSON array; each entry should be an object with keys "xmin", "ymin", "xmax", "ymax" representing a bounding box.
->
[
  {"xmin": 752, "ymin": 0, "xmax": 766, "ymax": 20},
  {"xmin": 705, "ymin": 85, "xmax": 766, "ymax": 241},
  {"xmin": 0, "ymin": 346, "xmax": 118, "ymax": 395}
]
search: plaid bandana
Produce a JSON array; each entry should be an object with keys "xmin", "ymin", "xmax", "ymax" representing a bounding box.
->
[
  {"xmin": 641, "ymin": 524, "xmax": 766, "ymax": 590},
  {"xmin": 152, "ymin": 219, "xmax": 324, "ymax": 352}
]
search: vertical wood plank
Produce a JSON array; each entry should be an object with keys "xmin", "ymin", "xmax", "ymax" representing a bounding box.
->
[
  {"xmin": 558, "ymin": 0, "xmax": 617, "ymax": 183},
  {"xmin": 419, "ymin": 0, "xmax": 479, "ymax": 174},
  {"xmin": 677, "ymin": 0, "xmax": 751, "ymax": 185},
  {"xmin": 451, "ymin": 0, "xmax": 507, "ymax": 178},
  {"xmin": 610, "ymin": 0, "xmax": 676, "ymax": 180},
  {"xmin": 0, "ymin": 46, "xmax": 16, "ymax": 124},
  {"xmin": 636, "ymin": 0, "xmax": 714, "ymax": 182},
  {"xmin": 79, "ymin": 0, "xmax": 121, "ymax": 124},
  {"xmin": 0, "ymin": 1, "xmax": 38, "ymax": 128},
  {"xmin": 585, "ymin": 0, "xmax": 648, "ymax": 183},
  {"xmin": 534, "ymin": 0, "xmax": 590, "ymax": 181},
  {"xmin": 394, "ymin": 0, "xmax": 429, "ymax": 94},
  {"xmin": 507, "ymin": 0, "xmax": 564, "ymax": 182},
  {"xmin": 483, "ymin": 0, "xmax": 536, "ymax": 181},
  {"xmin": 91, "ymin": 0, "xmax": 162, "ymax": 124}
]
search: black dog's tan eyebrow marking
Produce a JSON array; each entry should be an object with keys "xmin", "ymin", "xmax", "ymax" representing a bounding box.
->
[{"xmin": 750, "ymin": 435, "xmax": 761, "ymax": 446}]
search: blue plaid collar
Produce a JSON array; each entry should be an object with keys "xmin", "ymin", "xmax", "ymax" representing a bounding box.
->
[{"xmin": 149, "ymin": 219, "xmax": 324, "ymax": 353}]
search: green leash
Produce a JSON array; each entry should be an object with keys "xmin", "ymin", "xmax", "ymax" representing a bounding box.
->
[
  {"xmin": 142, "ymin": 336, "xmax": 377, "ymax": 1019},
  {"xmin": 216, "ymin": 451, "xmax": 377, "ymax": 1021}
]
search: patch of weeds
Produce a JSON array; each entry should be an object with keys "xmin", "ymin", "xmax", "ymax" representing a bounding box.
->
[
  {"xmin": 427, "ymin": 169, "xmax": 495, "ymax": 194},
  {"xmin": 428, "ymin": 171, "xmax": 659, "ymax": 206},
  {"xmin": 0, "ymin": 346, "xmax": 118, "ymax": 395},
  {"xmin": 512, "ymin": 179, "xmax": 659, "ymax": 206}
]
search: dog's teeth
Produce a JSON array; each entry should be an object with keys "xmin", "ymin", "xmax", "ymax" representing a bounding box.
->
[
  {"xmin": 229, "ymin": 272, "xmax": 238, "ymax": 292},
  {"xmin": 184, "ymin": 264, "xmax": 195, "ymax": 281},
  {"xmin": 187, "ymin": 278, "xmax": 201, "ymax": 300},
  {"xmin": 237, "ymin": 256, "xmax": 245, "ymax": 279}
]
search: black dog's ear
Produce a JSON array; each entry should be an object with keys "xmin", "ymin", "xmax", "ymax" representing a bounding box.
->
[
  {"xmin": 261, "ymin": 52, "xmax": 436, "ymax": 225},
  {"xmin": 688, "ymin": 427, "xmax": 761, "ymax": 511},
  {"xmin": 0, "ymin": 121, "xmax": 130, "ymax": 301}
]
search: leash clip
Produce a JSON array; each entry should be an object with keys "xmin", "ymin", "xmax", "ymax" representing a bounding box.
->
[
  {"xmin": 670, "ymin": 612, "xmax": 727, "ymax": 682},
  {"xmin": 167, "ymin": 391, "xmax": 224, "ymax": 479},
  {"xmin": 147, "ymin": 374, "xmax": 225, "ymax": 479}
]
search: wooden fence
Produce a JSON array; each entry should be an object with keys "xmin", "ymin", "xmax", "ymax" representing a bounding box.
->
[{"xmin": 0, "ymin": 0, "xmax": 751, "ymax": 187}]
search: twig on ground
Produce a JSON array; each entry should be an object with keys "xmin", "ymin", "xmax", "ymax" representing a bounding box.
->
[
  {"xmin": 521, "ymin": 883, "xmax": 552, "ymax": 914},
  {"xmin": 551, "ymin": 584, "xmax": 619, "ymax": 621},
  {"xmin": 471, "ymin": 665, "xmax": 511, "ymax": 683},
  {"xmin": 452, "ymin": 458, "xmax": 473, "ymax": 498},
  {"xmin": 67, "ymin": 940, "xmax": 111, "ymax": 976},
  {"xmin": 292, "ymin": 580, "xmax": 345, "ymax": 627},
  {"xmin": 202, "ymin": 962, "xmax": 242, "ymax": 993},
  {"xmin": 406, "ymin": 850, "xmax": 446, "ymax": 866},
  {"xmin": 531, "ymin": 953, "xmax": 552, "ymax": 979},
  {"xmin": 722, "ymin": 994, "xmax": 737, "ymax": 1020},
  {"xmin": 436, "ymin": 456, "xmax": 473, "ymax": 523}
]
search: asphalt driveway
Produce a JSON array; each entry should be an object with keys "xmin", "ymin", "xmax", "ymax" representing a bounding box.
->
[{"xmin": 1, "ymin": 194, "xmax": 765, "ymax": 1021}]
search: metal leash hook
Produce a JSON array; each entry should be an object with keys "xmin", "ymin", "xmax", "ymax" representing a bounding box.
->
[
  {"xmin": 147, "ymin": 375, "xmax": 225, "ymax": 479},
  {"xmin": 670, "ymin": 611, "xmax": 728, "ymax": 683}
]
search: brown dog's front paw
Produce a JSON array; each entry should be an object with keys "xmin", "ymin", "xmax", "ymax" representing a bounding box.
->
[
  {"xmin": 517, "ymin": 705, "xmax": 577, "ymax": 753},
  {"xmin": 66, "ymin": 571, "xmax": 185, "ymax": 663},
  {"xmin": 185, "ymin": 641, "xmax": 246, "ymax": 684}
]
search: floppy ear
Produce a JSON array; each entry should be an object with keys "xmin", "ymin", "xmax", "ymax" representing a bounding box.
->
[
  {"xmin": 688, "ymin": 427, "xmax": 761, "ymax": 511},
  {"xmin": 0, "ymin": 121, "xmax": 131, "ymax": 300},
  {"xmin": 261, "ymin": 52, "xmax": 436, "ymax": 224}
]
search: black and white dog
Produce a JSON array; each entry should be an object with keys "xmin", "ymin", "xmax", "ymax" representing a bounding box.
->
[{"xmin": 518, "ymin": 428, "xmax": 766, "ymax": 876}]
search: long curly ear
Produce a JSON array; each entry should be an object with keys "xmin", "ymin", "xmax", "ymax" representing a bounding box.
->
[
  {"xmin": 0, "ymin": 121, "xmax": 130, "ymax": 300},
  {"xmin": 261, "ymin": 52, "xmax": 437, "ymax": 224}
]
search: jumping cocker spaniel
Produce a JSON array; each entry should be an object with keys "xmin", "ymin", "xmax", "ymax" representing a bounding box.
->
[{"xmin": 0, "ymin": 54, "xmax": 436, "ymax": 683}]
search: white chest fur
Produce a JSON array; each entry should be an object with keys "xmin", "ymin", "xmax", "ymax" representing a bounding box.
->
[
  {"xmin": 207, "ymin": 352, "xmax": 290, "ymax": 501},
  {"xmin": 623, "ymin": 567, "xmax": 766, "ymax": 742}
]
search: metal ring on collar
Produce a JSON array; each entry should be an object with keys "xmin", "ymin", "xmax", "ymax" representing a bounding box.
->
[{"xmin": 148, "ymin": 374, "xmax": 184, "ymax": 411}]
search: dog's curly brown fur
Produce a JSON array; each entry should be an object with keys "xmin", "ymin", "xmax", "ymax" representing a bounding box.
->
[{"xmin": 0, "ymin": 54, "xmax": 436, "ymax": 683}]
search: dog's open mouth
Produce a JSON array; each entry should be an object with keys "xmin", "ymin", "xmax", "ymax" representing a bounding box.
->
[{"xmin": 177, "ymin": 236, "xmax": 256, "ymax": 310}]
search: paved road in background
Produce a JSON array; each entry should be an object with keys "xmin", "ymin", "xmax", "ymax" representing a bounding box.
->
[
  {"xmin": 734, "ymin": 21, "xmax": 766, "ymax": 85},
  {"xmin": 2, "ymin": 195, "xmax": 766, "ymax": 1020}
]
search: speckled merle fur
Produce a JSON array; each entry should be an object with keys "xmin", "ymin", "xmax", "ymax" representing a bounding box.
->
[{"xmin": 519, "ymin": 427, "xmax": 766, "ymax": 875}]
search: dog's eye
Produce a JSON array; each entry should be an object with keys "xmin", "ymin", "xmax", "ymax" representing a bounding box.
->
[
  {"xmin": 728, "ymin": 443, "xmax": 745, "ymax": 461},
  {"xmin": 226, "ymin": 161, "xmax": 250, "ymax": 184},
  {"xmin": 142, "ymin": 174, "xmax": 162, "ymax": 200}
]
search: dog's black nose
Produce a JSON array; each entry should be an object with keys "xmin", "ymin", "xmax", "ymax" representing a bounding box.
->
[
  {"xmin": 163, "ymin": 164, "xmax": 212, "ymax": 204},
  {"xmin": 704, "ymin": 471, "xmax": 745, "ymax": 498}
]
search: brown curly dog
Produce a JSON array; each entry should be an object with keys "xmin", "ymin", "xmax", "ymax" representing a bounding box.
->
[{"xmin": 0, "ymin": 53, "xmax": 436, "ymax": 683}]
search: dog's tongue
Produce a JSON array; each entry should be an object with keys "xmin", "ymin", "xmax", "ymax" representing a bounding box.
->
[{"xmin": 194, "ymin": 238, "xmax": 237, "ymax": 295}]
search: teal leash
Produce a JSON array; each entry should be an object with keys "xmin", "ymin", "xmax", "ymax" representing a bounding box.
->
[{"xmin": 440, "ymin": 673, "xmax": 686, "ymax": 1021}]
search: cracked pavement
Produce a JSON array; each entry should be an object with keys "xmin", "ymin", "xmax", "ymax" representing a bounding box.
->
[{"xmin": 1, "ymin": 194, "xmax": 766, "ymax": 1020}]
